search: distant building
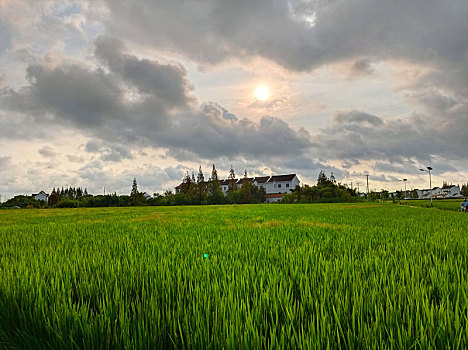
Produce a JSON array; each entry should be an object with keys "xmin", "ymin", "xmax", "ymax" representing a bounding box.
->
[
  {"xmin": 416, "ymin": 185, "xmax": 462, "ymax": 199},
  {"xmin": 32, "ymin": 191, "xmax": 49, "ymax": 202},
  {"xmin": 141, "ymin": 192, "xmax": 152, "ymax": 200},
  {"xmin": 175, "ymin": 173, "xmax": 300, "ymax": 203}
]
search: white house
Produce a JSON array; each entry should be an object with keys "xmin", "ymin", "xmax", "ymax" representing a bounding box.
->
[
  {"xmin": 32, "ymin": 191, "xmax": 49, "ymax": 202},
  {"xmin": 142, "ymin": 192, "xmax": 152, "ymax": 200},
  {"xmin": 174, "ymin": 173, "xmax": 300, "ymax": 203},
  {"xmin": 220, "ymin": 179, "xmax": 233, "ymax": 194},
  {"xmin": 416, "ymin": 184, "xmax": 462, "ymax": 199},
  {"xmin": 439, "ymin": 184, "xmax": 462, "ymax": 198}
]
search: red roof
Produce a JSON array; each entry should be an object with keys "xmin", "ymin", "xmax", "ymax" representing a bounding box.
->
[{"xmin": 266, "ymin": 193, "xmax": 283, "ymax": 198}]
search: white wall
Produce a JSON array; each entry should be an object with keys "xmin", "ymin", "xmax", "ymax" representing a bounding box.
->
[{"xmin": 34, "ymin": 193, "xmax": 48, "ymax": 202}]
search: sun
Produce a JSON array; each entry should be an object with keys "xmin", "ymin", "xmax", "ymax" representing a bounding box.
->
[{"xmin": 254, "ymin": 85, "xmax": 269, "ymax": 101}]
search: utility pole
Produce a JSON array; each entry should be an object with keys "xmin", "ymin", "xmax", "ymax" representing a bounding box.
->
[
  {"xmin": 104, "ymin": 187, "xmax": 106, "ymax": 196},
  {"xmin": 365, "ymin": 174, "xmax": 370, "ymax": 201},
  {"xmin": 356, "ymin": 182, "xmax": 360, "ymax": 193},
  {"xmin": 399, "ymin": 179, "xmax": 408, "ymax": 204},
  {"xmin": 419, "ymin": 167, "xmax": 433, "ymax": 207}
]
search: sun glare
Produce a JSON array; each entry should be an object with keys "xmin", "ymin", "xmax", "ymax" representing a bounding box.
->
[{"xmin": 254, "ymin": 85, "xmax": 269, "ymax": 101}]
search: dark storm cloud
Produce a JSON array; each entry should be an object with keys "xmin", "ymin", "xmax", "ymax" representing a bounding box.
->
[
  {"xmin": 94, "ymin": 36, "xmax": 194, "ymax": 108},
  {"xmin": 98, "ymin": 1, "xmax": 468, "ymax": 169},
  {"xmin": 0, "ymin": 36, "xmax": 311, "ymax": 161},
  {"xmin": 312, "ymin": 108, "xmax": 468, "ymax": 168},
  {"xmin": 161, "ymin": 104, "xmax": 311, "ymax": 160},
  {"xmin": 103, "ymin": 0, "xmax": 468, "ymax": 71},
  {"xmin": 9, "ymin": 64, "xmax": 123, "ymax": 128}
]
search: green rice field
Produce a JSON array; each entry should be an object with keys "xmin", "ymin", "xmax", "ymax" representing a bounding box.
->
[
  {"xmin": 1, "ymin": 204, "xmax": 468, "ymax": 349},
  {"xmin": 403, "ymin": 199, "xmax": 465, "ymax": 211}
]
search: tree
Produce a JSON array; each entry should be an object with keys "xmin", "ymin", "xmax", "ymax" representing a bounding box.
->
[
  {"xmin": 461, "ymin": 183, "xmax": 468, "ymax": 197},
  {"xmin": 380, "ymin": 190, "xmax": 389, "ymax": 202},
  {"xmin": 228, "ymin": 165, "xmax": 237, "ymax": 191},
  {"xmin": 48, "ymin": 188, "xmax": 60, "ymax": 206},
  {"xmin": 252, "ymin": 185, "xmax": 266, "ymax": 203},
  {"xmin": 197, "ymin": 166, "xmax": 205, "ymax": 184},
  {"xmin": 180, "ymin": 171, "xmax": 192, "ymax": 194},
  {"xmin": 317, "ymin": 171, "xmax": 328, "ymax": 186},
  {"xmin": 208, "ymin": 164, "xmax": 224, "ymax": 204},
  {"xmin": 131, "ymin": 177, "xmax": 139, "ymax": 197},
  {"xmin": 196, "ymin": 165, "xmax": 207, "ymax": 204},
  {"xmin": 239, "ymin": 170, "xmax": 252, "ymax": 203},
  {"xmin": 129, "ymin": 177, "xmax": 146, "ymax": 206},
  {"xmin": 211, "ymin": 164, "xmax": 219, "ymax": 182}
]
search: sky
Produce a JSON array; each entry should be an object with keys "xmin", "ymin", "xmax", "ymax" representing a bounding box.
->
[{"xmin": 0, "ymin": 0, "xmax": 467, "ymax": 200}]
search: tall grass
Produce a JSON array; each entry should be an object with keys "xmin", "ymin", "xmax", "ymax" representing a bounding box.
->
[{"xmin": 1, "ymin": 204, "xmax": 467, "ymax": 348}]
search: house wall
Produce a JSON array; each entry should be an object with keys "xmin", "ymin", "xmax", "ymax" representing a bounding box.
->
[
  {"xmin": 265, "ymin": 176, "xmax": 300, "ymax": 195},
  {"xmin": 416, "ymin": 185, "xmax": 461, "ymax": 199},
  {"xmin": 175, "ymin": 175, "xmax": 301, "ymax": 202},
  {"xmin": 34, "ymin": 193, "xmax": 48, "ymax": 202}
]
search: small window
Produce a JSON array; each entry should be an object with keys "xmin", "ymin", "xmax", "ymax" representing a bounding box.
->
[
  {"xmin": 278, "ymin": 184, "xmax": 282, "ymax": 188},
  {"xmin": 286, "ymin": 184, "xmax": 289, "ymax": 188}
]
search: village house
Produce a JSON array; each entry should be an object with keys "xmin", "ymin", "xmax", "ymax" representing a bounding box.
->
[
  {"xmin": 175, "ymin": 174, "xmax": 300, "ymax": 203},
  {"xmin": 417, "ymin": 184, "xmax": 462, "ymax": 199},
  {"xmin": 141, "ymin": 192, "xmax": 152, "ymax": 200},
  {"xmin": 32, "ymin": 190, "xmax": 49, "ymax": 202}
]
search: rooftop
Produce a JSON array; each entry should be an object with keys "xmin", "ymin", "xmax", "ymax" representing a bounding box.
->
[{"xmin": 268, "ymin": 174, "xmax": 296, "ymax": 182}]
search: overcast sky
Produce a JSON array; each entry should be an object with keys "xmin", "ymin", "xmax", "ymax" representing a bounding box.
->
[{"xmin": 1, "ymin": 0, "xmax": 467, "ymax": 199}]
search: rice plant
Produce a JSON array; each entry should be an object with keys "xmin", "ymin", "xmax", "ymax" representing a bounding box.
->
[{"xmin": 0, "ymin": 204, "xmax": 467, "ymax": 349}]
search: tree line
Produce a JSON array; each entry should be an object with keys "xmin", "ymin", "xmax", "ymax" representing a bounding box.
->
[
  {"xmin": 152, "ymin": 165, "xmax": 266, "ymax": 205},
  {"xmin": 3, "ymin": 169, "xmax": 466, "ymax": 209},
  {"xmin": 282, "ymin": 171, "xmax": 360, "ymax": 203}
]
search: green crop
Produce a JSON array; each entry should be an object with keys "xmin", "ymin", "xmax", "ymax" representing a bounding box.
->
[
  {"xmin": 1, "ymin": 204, "xmax": 468, "ymax": 349},
  {"xmin": 404, "ymin": 199, "xmax": 464, "ymax": 211}
]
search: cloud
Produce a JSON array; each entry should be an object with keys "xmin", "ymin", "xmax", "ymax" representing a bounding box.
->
[
  {"xmin": 84, "ymin": 140, "xmax": 134, "ymax": 162},
  {"xmin": 94, "ymin": 35, "xmax": 195, "ymax": 108},
  {"xmin": 38, "ymin": 145, "xmax": 57, "ymax": 158},
  {"xmin": 203, "ymin": 102, "xmax": 238, "ymax": 121},
  {"xmin": 0, "ymin": 156, "xmax": 11, "ymax": 168},
  {"xmin": 350, "ymin": 59, "xmax": 375, "ymax": 77},
  {"xmin": 312, "ymin": 107, "xmax": 468, "ymax": 168},
  {"xmin": 66, "ymin": 154, "xmax": 86, "ymax": 163},
  {"xmin": 0, "ymin": 36, "xmax": 311, "ymax": 161},
  {"xmin": 333, "ymin": 111, "xmax": 383, "ymax": 127},
  {"xmin": 1, "ymin": 0, "xmax": 467, "ymax": 196},
  {"xmin": 102, "ymin": 0, "xmax": 468, "ymax": 72}
]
